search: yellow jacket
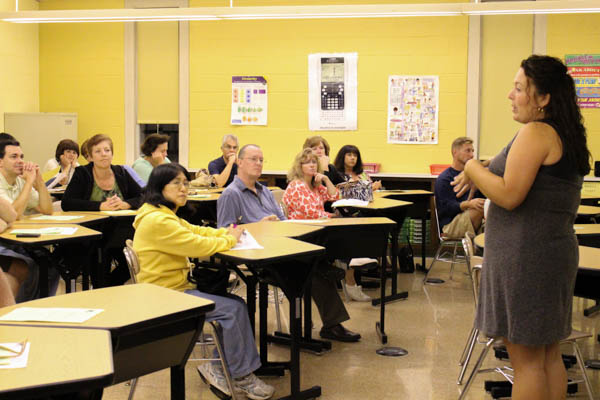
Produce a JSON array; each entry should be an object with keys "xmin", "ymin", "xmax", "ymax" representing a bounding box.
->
[{"xmin": 132, "ymin": 203, "xmax": 237, "ymax": 292}]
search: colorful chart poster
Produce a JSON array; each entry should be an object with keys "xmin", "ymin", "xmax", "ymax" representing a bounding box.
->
[
  {"xmin": 387, "ymin": 76, "xmax": 439, "ymax": 144},
  {"xmin": 231, "ymin": 76, "xmax": 268, "ymax": 125},
  {"xmin": 565, "ymin": 54, "xmax": 600, "ymax": 109}
]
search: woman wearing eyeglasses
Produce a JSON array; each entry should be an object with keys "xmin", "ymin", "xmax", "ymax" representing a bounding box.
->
[{"xmin": 133, "ymin": 163, "xmax": 275, "ymax": 400}]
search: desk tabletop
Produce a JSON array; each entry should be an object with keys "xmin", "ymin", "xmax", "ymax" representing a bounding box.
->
[
  {"xmin": 218, "ymin": 236, "xmax": 324, "ymax": 264},
  {"xmin": 243, "ymin": 221, "xmax": 323, "ymax": 240},
  {"xmin": 292, "ymin": 216, "xmax": 396, "ymax": 227},
  {"xmin": 577, "ymin": 205, "xmax": 600, "ymax": 216},
  {"xmin": 0, "ymin": 326, "xmax": 113, "ymax": 398},
  {"xmin": 0, "ymin": 284, "xmax": 215, "ymax": 331},
  {"xmin": 0, "ymin": 223, "xmax": 102, "ymax": 245},
  {"xmin": 579, "ymin": 246, "xmax": 600, "ymax": 271},
  {"xmin": 187, "ymin": 193, "xmax": 220, "ymax": 202},
  {"xmin": 18, "ymin": 212, "xmax": 110, "ymax": 225},
  {"xmin": 374, "ymin": 190, "xmax": 433, "ymax": 198},
  {"xmin": 573, "ymin": 224, "xmax": 600, "ymax": 236}
]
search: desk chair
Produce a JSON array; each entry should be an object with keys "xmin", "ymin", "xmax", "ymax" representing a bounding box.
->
[
  {"xmin": 457, "ymin": 236, "xmax": 595, "ymax": 400},
  {"xmin": 424, "ymin": 199, "xmax": 465, "ymax": 284},
  {"xmin": 122, "ymin": 240, "xmax": 237, "ymax": 400}
]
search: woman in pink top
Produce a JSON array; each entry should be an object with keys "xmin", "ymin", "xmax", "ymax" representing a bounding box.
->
[{"xmin": 283, "ymin": 148, "xmax": 370, "ymax": 301}]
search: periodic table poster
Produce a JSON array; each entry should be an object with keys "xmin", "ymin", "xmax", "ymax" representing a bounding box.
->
[
  {"xmin": 231, "ymin": 76, "xmax": 268, "ymax": 125},
  {"xmin": 387, "ymin": 75, "xmax": 439, "ymax": 144}
]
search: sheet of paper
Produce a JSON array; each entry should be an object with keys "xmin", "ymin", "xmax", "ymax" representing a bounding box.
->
[
  {"xmin": 230, "ymin": 231, "xmax": 264, "ymax": 251},
  {"xmin": 10, "ymin": 227, "xmax": 78, "ymax": 235},
  {"xmin": 0, "ymin": 343, "xmax": 30, "ymax": 369},
  {"xmin": 101, "ymin": 210, "xmax": 136, "ymax": 216},
  {"xmin": 188, "ymin": 194, "xmax": 211, "ymax": 199},
  {"xmin": 29, "ymin": 215, "xmax": 84, "ymax": 221},
  {"xmin": 331, "ymin": 199, "xmax": 369, "ymax": 207},
  {"xmin": 0, "ymin": 307, "xmax": 103, "ymax": 323}
]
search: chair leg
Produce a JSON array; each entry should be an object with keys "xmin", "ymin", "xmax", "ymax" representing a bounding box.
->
[
  {"xmin": 424, "ymin": 244, "xmax": 444, "ymax": 284},
  {"xmin": 457, "ymin": 328, "xmax": 479, "ymax": 385},
  {"xmin": 127, "ymin": 378, "xmax": 138, "ymax": 400},
  {"xmin": 210, "ymin": 321, "xmax": 238, "ymax": 399},
  {"xmin": 571, "ymin": 341, "xmax": 595, "ymax": 400},
  {"xmin": 273, "ymin": 286, "xmax": 283, "ymax": 333},
  {"xmin": 449, "ymin": 242, "xmax": 459, "ymax": 281},
  {"xmin": 458, "ymin": 336, "xmax": 496, "ymax": 400}
]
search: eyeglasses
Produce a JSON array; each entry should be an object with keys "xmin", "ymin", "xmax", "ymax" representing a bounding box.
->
[
  {"xmin": 0, "ymin": 339, "xmax": 28, "ymax": 359},
  {"xmin": 168, "ymin": 180, "xmax": 190, "ymax": 188},
  {"xmin": 223, "ymin": 145, "xmax": 238, "ymax": 150},
  {"xmin": 242, "ymin": 157, "xmax": 264, "ymax": 164}
]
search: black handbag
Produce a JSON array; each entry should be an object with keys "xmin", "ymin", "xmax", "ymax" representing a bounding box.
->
[
  {"xmin": 398, "ymin": 239, "xmax": 415, "ymax": 273},
  {"xmin": 187, "ymin": 260, "xmax": 230, "ymax": 296}
]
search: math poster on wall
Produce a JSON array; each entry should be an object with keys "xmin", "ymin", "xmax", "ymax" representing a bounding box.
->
[
  {"xmin": 566, "ymin": 54, "xmax": 600, "ymax": 109},
  {"xmin": 387, "ymin": 75, "xmax": 439, "ymax": 144},
  {"xmin": 231, "ymin": 76, "xmax": 268, "ymax": 125},
  {"xmin": 308, "ymin": 53, "xmax": 358, "ymax": 131}
]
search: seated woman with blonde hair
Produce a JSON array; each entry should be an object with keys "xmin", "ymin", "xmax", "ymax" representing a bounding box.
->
[{"xmin": 283, "ymin": 149, "xmax": 370, "ymax": 301}]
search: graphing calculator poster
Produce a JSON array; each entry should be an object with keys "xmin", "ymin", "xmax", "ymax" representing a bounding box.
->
[
  {"xmin": 565, "ymin": 54, "xmax": 600, "ymax": 109},
  {"xmin": 387, "ymin": 75, "xmax": 439, "ymax": 144},
  {"xmin": 308, "ymin": 53, "xmax": 357, "ymax": 131},
  {"xmin": 231, "ymin": 76, "xmax": 268, "ymax": 125}
]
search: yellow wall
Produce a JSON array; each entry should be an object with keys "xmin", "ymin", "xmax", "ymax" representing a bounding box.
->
[
  {"xmin": 0, "ymin": 0, "xmax": 39, "ymax": 132},
  {"xmin": 39, "ymin": 0, "xmax": 126, "ymax": 163},
  {"xmin": 479, "ymin": 15, "xmax": 532, "ymax": 160},
  {"xmin": 547, "ymin": 14, "xmax": 600, "ymax": 172},
  {"xmin": 188, "ymin": 15, "xmax": 469, "ymax": 172}
]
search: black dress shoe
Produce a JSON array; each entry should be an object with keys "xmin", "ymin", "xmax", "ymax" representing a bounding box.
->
[{"xmin": 319, "ymin": 324, "xmax": 361, "ymax": 342}]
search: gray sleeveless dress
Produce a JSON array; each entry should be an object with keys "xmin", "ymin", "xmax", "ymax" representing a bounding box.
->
[{"xmin": 475, "ymin": 128, "xmax": 582, "ymax": 346}]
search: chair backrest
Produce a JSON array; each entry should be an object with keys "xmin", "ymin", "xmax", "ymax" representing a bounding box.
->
[
  {"xmin": 462, "ymin": 233, "xmax": 482, "ymax": 308},
  {"xmin": 123, "ymin": 239, "xmax": 140, "ymax": 284},
  {"xmin": 270, "ymin": 189, "xmax": 288, "ymax": 218}
]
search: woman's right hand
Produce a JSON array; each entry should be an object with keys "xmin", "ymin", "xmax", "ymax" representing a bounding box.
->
[
  {"xmin": 100, "ymin": 195, "xmax": 121, "ymax": 211},
  {"xmin": 451, "ymin": 171, "xmax": 472, "ymax": 198},
  {"xmin": 227, "ymin": 224, "xmax": 244, "ymax": 242}
]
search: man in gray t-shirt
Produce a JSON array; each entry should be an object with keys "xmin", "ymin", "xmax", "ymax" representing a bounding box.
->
[{"xmin": 218, "ymin": 144, "xmax": 360, "ymax": 342}]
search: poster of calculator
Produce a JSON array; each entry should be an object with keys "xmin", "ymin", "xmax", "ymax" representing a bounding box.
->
[
  {"xmin": 387, "ymin": 75, "xmax": 439, "ymax": 144},
  {"xmin": 231, "ymin": 76, "xmax": 267, "ymax": 125},
  {"xmin": 308, "ymin": 53, "xmax": 357, "ymax": 131}
]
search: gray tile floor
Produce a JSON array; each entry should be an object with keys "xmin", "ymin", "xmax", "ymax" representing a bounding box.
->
[{"xmin": 92, "ymin": 259, "xmax": 600, "ymax": 400}]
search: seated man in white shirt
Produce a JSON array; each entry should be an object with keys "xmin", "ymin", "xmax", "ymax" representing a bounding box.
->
[
  {"xmin": 0, "ymin": 139, "xmax": 53, "ymax": 218},
  {"xmin": 0, "ymin": 139, "xmax": 57, "ymax": 302}
]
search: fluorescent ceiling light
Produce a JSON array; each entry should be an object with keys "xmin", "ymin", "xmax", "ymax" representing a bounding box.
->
[{"xmin": 1, "ymin": 2, "xmax": 599, "ymax": 23}]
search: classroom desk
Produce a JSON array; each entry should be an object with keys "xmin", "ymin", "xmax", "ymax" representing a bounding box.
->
[
  {"xmin": 333, "ymin": 198, "xmax": 412, "ymax": 310},
  {"xmin": 289, "ymin": 217, "xmax": 399, "ymax": 344},
  {"xmin": 577, "ymin": 205, "xmax": 600, "ymax": 222},
  {"xmin": 18, "ymin": 211, "xmax": 110, "ymax": 226},
  {"xmin": 217, "ymin": 236, "xmax": 326, "ymax": 400},
  {"xmin": 0, "ymin": 326, "xmax": 113, "ymax": 400},
  {"xmin": 375, "ymin": 190, "xmax": 434, "ymax": 269},
  {"xmin": 0, "ymin": 223, "xmax": 102, "ymax": 297},
  {"xmin": 574, "ymin": 224, "xmax": 600, "ymax": 248},
  {"xmin": 0, "ymin": 284, "xmax": 215, "ymax": 400}
]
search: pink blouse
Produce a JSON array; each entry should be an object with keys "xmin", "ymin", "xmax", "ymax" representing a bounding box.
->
[{"xmin": 283, "ymin": 179, "xmax": 340, "ymax": 220}]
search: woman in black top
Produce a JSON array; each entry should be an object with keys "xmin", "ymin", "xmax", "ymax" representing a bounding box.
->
[{"xmin": 62, "ymin": 134, "xmax": 142, "ymax": 287}]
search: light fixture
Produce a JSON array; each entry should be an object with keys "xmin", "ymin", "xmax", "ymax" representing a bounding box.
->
[{"xmin": 1, "ymin": 1, "xmax": 599, "ymax": 24}]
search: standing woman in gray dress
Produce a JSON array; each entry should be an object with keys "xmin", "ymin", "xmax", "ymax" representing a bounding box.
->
[{"xmin": 453, "ymin": 55, "xmax": 591, "ymax": 400}]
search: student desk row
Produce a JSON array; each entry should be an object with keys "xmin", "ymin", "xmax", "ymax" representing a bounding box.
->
[
  {"xmin": 0, "ymin": 210, "xmax": 138, "ymax": 297},
  {"xmin": 0, "ymin": 284, "xmax": 214, "ymax": 400}
]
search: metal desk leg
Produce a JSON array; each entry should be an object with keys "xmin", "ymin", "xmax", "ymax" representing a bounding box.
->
[
  {"xmin": 372, "ymin": 228, "xmax": 408, "ymax": 307},
  {"xmin": 170, "ymin": 365, "xmax": 185, "ymax": 400}
]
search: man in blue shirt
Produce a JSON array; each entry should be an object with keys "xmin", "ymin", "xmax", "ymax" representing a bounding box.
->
[
  {"xmin": 218, "ymin": 144, "xmax": 360, "ymax": 342},
  {"xmin": 434, "ymin": 137, "xmax": 485, "ymax": 239},
  {"xmin": 209, "ymin": 134, "xmax": 239, "ymax": 188}
]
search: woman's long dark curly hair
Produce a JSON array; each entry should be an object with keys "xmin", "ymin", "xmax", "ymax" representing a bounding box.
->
[{"xmin": 521, "ymin": 55, "xmax": 591, "ymax": 176}]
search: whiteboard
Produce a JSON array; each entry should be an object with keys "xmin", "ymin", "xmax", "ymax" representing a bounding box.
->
[{"xmin": 4, "ymin": 112, "xmax": 78, "ymax": 169}]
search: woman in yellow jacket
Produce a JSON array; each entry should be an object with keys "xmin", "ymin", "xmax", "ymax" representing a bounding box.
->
[{"xmin": 133, "ymin": 163, "xmax": 274, "ymax": 400}]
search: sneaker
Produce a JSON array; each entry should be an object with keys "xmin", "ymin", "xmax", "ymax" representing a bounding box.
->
[
  {"xmin": 197, "ymin": 363, "xmax": 231, "ymax": 396},
  {"xmin": 234, "ymin": 373, "xmax": 275, "ymax": 400}
]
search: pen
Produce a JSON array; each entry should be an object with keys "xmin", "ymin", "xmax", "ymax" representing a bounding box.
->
[{"xmin": 234, "ymin": 215, "xmax": 243, "ymax": 228}]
